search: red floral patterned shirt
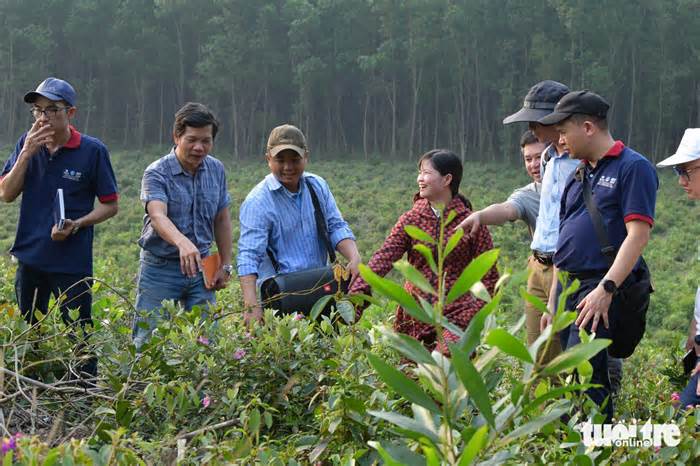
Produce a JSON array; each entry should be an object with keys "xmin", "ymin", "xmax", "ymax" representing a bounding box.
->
[{"xmin": 351, "ymin": 194, "xmax": 499, "ymax": 350}]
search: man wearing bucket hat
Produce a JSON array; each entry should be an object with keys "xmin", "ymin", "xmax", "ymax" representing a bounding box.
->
[
  {"xmin": 237, "ymin": 124, "xmax": 360, "ymax": 324},
  {"xmin": 657, "ymin": 128, "xmax": 700, "ymax": 408},
  {"xmin": 540, "ymin": 90, "xmax": 658, "ymax": 421},
  {"xmin": 0, "ymin": 77, "xmax": 119, "ymax": 377}
]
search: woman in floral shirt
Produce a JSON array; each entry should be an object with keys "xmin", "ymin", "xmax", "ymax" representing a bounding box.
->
[{"xmin": 351, "ymin": 149, "xmax": 499, "ymax": 351}]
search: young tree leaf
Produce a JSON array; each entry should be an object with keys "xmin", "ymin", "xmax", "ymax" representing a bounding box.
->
[
  {"xmin": 393, "ymin": 260, "xmax": 436, "ymax": 295},
  {"xmin": 368, "ymin": 441, "xmax": 426, "ymax": 466},
  {"xmin": 446, "ymin": 249, "xmax": 499, "ymax": 305},
  {"xmin": 485, "ymin": 329, "xmax": 533, "ymax": 363},
  {"xmin": 335, "ymin": 299, "xmax": 355, "ymax": 324},
  {"xmin": 445, "ymin": 209, "xmax": 457, "ymax": 226},
  {"xmin": 502, "ymin": 402, "xmax": 570, "ymax": 441},
  {"xmin": 367, "ymin": 353, "xmax": 441, "ymax": 414},
  {"xmin": 444, "ymin": 227, "xmax": 464, "ymax": 259},
  {"xmin": 413, "ymin": 244, "xmax": 437, "ymax": 274},
  {"xmin": 367, "ymin": 410, "xmax": 439, "ymax": 443},
  {"xmin": 520, "ymin": 288, "xmax": 548, "ymax": 314},
  {"xmin": 458, "ymin": 424, "xmax": 488, "ymax": 466},
  {"xmin": 359, "ymin": 264, "xmax": 432, "ymax": 324},
  {"xmin": 382, "ymin": 331, "xmax": 436, "ymax": 365},
  {"xmin": 458, "ymin": 292, "xmax": 501, "ymax": 355},
  {"xmin": 405, "ymin": 225, "xmax": 436, "ymax": 244},
  {"xmin": 542, "ymin": 339, "xmax": 611, "ymax": 375},
  {"xmin": 449, "ymin": 344, "xmax": 495, "ymax": 427},
  {"xmin": 310, "ymin": 295, "xmax": 334, "ymax": 321}
]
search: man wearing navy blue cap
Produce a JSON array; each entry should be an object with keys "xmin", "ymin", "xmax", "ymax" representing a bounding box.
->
[
  {"xmin": 0, "ymin": 77, "xmax": 119, "ymax": 377},
  {"xmin": 540, "ymin": 90, "xmax": 658, "ymax": 421}
]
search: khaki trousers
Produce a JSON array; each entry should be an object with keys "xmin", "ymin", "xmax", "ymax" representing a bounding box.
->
[{"xmin": 525, "ymin": 256, "xmax": 562, "ymax": 365}]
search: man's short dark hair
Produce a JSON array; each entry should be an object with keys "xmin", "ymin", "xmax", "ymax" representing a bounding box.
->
[
  {"xmin": 569, "ymin": 113, "xmax": 608, "ymax": 130},
  {"xmin": 519, "ymin": 130, "xmax": 539, "ymax": 149},
  {"xmin": 173, "ymin": 102, "xmax": 219, "ymax": 139}
]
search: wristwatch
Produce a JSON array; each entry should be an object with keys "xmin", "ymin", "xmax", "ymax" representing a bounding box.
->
[
  {"xmin": 601, "ymin": 279, "xmax": 617, "ymax": 294},
  {"xmin": 222, "ymin": 264, "xmax": 233, "ymax": 275},
  {"xmin": 71, "ymin": 221, "xmax": 81, "ymax": 235}
]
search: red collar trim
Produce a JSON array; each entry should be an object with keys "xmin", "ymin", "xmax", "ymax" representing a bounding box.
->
[
  {"xmin": 585, "ymin": 140, "xmax": 625, "ymax": 165},
  {"xmin": 605, "ymin": 140, "xmax": 625, "ymax": 157},
  {"xmin": 64, "ymin": 126, "xmax": 82, "ymax": 149}
]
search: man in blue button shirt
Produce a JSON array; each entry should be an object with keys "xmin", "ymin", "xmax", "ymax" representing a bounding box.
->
[
  {"xmin": 540, "ymin": 90, "xmax": 658, "ymax": 421},
  {"xmin": 134, "ymin": 102, "xmax": 232, "ymax": 349},
  {"xmin": 237, "ymin": 124, "xmax": 360, "ymax": 323},
  {"xmin": 0, "ymin": 77, "xmax": 119, "ymax": 377}
]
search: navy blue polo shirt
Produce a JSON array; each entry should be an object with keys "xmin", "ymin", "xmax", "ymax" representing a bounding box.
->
[
  {"xmin": 554, "ymin": 141, "xmax": 658, "ymax": 273},
  {"xmin": 1, "ymin": 127, "xmax": 119, "ymax": 275}
]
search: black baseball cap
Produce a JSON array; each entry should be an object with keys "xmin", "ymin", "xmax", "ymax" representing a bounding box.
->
[
  {"xmin": 538, "ymin": 90, "xmax": 609, "ymax": 126},
  {"xmin": 503, "ymin": 80, "xmax": 569, "ymax": 124}
]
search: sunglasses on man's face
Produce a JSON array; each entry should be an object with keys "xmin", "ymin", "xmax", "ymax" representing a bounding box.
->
[{"xmin": 673, "ymin": 165, "xmax": 700, "ymax": 181}]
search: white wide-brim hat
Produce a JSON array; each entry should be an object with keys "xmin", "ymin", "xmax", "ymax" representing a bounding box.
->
[{"xmin": 657, "ymin": 128, "xmax": 700, "ymax": 167}]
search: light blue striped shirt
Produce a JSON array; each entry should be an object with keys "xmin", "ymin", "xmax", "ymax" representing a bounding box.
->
[
  {"xmin": 530, "ymin": 144, "xmax": 580, "ymax": 253},
  {"xmin": 237, "ymin": 172, "xmax": 355, "ymax": 283}
]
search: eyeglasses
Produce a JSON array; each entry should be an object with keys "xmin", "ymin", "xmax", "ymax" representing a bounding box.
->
[
  {"xmin": 30, "ymin": 106, "xmax": 69, "ymax": 119},
  {"xmin": 673, "ymin": 165, "xmax": 700, "ymax": 181}
]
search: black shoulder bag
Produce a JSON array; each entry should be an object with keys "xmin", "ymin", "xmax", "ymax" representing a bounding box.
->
[
  {"xmin": 260, "ymin": 178, "xmax": 350, "ymax": 317},
  {"xmin": 578, "ymin": 164, "xmax": 653, "ymax": 359}
]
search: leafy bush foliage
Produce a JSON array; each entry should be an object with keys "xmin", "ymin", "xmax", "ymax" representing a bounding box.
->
[{"xmin": 1, "ymin": 156, "xmax": 699, "ymax": 464}]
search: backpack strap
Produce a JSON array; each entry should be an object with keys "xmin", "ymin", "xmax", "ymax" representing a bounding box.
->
[{"xmin": 306, "ymin": 177, "xmax": 336, "ymax": 263}]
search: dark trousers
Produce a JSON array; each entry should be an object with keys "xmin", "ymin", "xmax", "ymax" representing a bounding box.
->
[
  {"xmin": 14, "ymin": 261, "xmax": 96, "ymax": 376},
  {"xmin": 559, "ymin": 276, "xmax": 615, "ymax": 423}
]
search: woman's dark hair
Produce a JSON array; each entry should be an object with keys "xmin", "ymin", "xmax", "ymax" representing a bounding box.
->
[
  {"xmin": 173, "ymin": 102, "xmax": 220, "ymax": 139},
  {"xmin": 417, "ymin": 149, "xmax": 472, "ymax": 209}
]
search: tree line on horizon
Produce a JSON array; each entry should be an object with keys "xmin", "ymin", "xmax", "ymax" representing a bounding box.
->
[{"xmin": 1, "ymin": 0, "xmax": 698, "ymax": 163}]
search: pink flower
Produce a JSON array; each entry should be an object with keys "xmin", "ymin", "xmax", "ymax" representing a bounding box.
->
[
  {"xmin": 244, "ymin": 332, "xmax": 252, "ymax": 340},
  {"xmin": 686, "ymin": 404, "xmax": 695, "ymax": 410},
  {"xmin": 671, "ymin": 392, "xmax": 680, "ymax": 402},
  {"xmin": 202, "ymin": 395, "xmax": 211, "ymax": 408},
  {"xmin": 654, "ymin": 446, "xmax": 661, "ymax": 454},
  {"xmin": 197, "ymin": 336, "xmax": 210, "ymax": 346},
  {"xmin": 233, "ymin": 348, "xmax": 246, "ymax": 360},
  {"xmin": 293, "ymin": 313, "xmax": 304, "ymax": 321},
  {"xmin": 1, "ymin": 436, "xmax": 16, "ymax": 455}
]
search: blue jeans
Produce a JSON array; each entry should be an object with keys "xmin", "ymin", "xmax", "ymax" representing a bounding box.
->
[
  {"xmin": 680, "ymin": 356, "xmax": 700, "ymax": 409},
  {"xmin": 133, "ymin": 250, "xmax": 215, "ymax": 349}
]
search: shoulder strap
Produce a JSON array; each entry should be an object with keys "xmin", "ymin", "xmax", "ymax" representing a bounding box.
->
[
  {"xmin": 266, "ymin": 177, "xmax": 337, "ymax": 273},
  {"xmin": 576, "ymin": 163, "xmax": 616, "ymax": 265},
  {"xmin": 306, "ymin": 177, "xmax": 336, "ymax": 263}
]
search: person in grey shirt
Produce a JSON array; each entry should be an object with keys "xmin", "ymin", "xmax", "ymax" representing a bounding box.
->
[
  {"xmin": 458, "ymin": 130, "xmax": 558, "ymax": 360},
  {"xmin": 133, "ymin": 102, "xmax": 233, "ymax": 350},
  {"xmin": 459, "ymin": 130, "xmax": 542, "ymax": 237}
]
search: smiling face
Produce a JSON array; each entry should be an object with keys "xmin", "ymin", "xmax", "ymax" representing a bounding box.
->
[
  {"xmin": 267, "ymin": 149, "xmax": 307, "ymax": 192},
  {"xmin": 522, "ymin": 141, "xmax": 545, "ymax": 183},
  {"xmin": 676, "ymin": 160, "xmax": 700, "ymax": 200},
  {"xmin": 417, "ymin": 158, "xmax": 452, "ymax": 202},
  {"xmin": 173, "ymin": 125, "xmax": 213, "ymax": 174}
]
